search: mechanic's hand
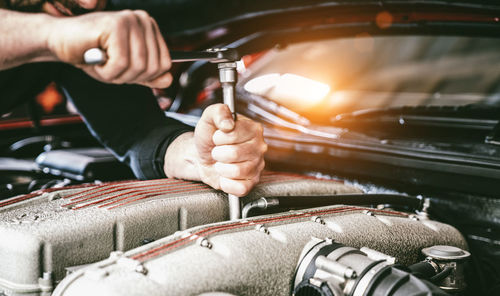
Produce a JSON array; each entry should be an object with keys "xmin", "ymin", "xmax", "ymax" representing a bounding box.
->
[
  {"xmin": 194, "ymin": 104, "xmax": 267, "ymax": 197},
  {"xmin": 47, "ymin": 10, "xmax": 172, "ymax": 88}
]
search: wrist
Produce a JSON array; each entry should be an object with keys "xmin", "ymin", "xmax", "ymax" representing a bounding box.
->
[
  {"xmin": 163, "ymin": 132, "xmax": 202, "ymax": 181},
  {"xmin": 22, "ymin": 12, "xmax": 59, "ymax": 62},
  {"xmin": 0, "ymin": 10, "xmax": 59, "ymax": 70},
  {"xmin": 45, "ymin": 16, "xmax": 67, "ymax": 62}
]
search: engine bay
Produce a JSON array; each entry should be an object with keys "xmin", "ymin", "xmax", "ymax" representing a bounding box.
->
[{"xmin": 2, "ymin": 1, "xmax": 500, "ymax": 294}]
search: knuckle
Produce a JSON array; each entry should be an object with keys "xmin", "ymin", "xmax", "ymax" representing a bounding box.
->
[
  {"xmin": 132, "ymin": 59, "xmax": 147, "ymax": 73},
  {"xmin": 112, "ymin": 17, "xmax": 127, "ymax": 29},
  {"xmin": 161, "ymin": 58, "xmax": 172, "ymax": 71},
  {"xmin": 146, "ymin": 65, "xmax": 160, "ymax": 78},
  {"xmin": 134, "ymin": 10, "xmax": 150, "ymax": 18},
  {"xmin": 259, "ymin": 159, "xmax": 266, "ymax": 172},
  {"xmin": 114, "ymin": 59, "xmax": 129, "ymax": 72},
  {"xmin": 261, "ymin": 142, "xmax": 268, "ymax": 153},
  {"xmin": 117, "ymin": 10, "xmax": 135, "ymax": 23},
  {"xmin": 255, "ymin": 123, "xmax": 264, "ymax": 134},
  {"xmin": 99, "ymin": 71, "xmax": 114, "ymax": 81},
  {"xmin": 120, "ymin": 9, "xmax": 135, "ymax": 17},
  {"xmin": 213, "ymin": 103, "xmax": 226, "ymax": 112},
  {"xmin": 206, "ymin": 104, "xmax": 218, "ymax": 113}
]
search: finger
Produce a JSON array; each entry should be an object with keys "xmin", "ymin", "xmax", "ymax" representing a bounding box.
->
[
  {"xmin": 211, "ymin": 140, "xmax": 267, "ymax": 163},
  {"xmin": 152, "ymin": 18, "xmax": 171, "ymax": 78},
  {"xmin": 214, "ymin": 157, "xmax": 265, "ymax": 179},
  {"xmin": 140, "ymin": 72, "xmax": 173, "ymax": 89},
  {"xmin": 212, "ymin": 118, "xmax": 264, "ymax": 146},
  {"xmin": 94, "ymin": 11, "xmax": 131, "ymax": 81},
  {"xmin": 113, "ymin": 12, "xmax": 148, "ymax": 83},
  {"xmin": 132, "ymin": 12, "xmax": 161, "ymax": 83},
  {"xmin": 219, "ymin": 174, "xmax": 261, "ymax": 197}
]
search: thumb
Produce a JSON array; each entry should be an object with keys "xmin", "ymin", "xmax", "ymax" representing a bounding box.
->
[
  {"xmin": 201, "ymin": 104, "xmax": 235, "ymax": 132},
  {"xmin": 194, "ymin": 104, "xmax": 235, "ymax": 163}
]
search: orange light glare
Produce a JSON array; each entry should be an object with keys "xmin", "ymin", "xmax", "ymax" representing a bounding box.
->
[
  {"xmin": 36, "ymin": 82, "xmax": 63, "ymax": 114},
  {"xmin": 376, "ymin": 11, "xmax": 393, "ymax": 29},
  {"xmin": 244, "ymin": 73, "xmax": 331, "ymax": 110},
  {"xmin": 244, "ymin": 73, "xmax": 281, "ymax": 96}
]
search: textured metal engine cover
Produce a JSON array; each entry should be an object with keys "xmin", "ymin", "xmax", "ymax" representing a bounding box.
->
[
  {"xmin": 0, "ymin": 172, "xmax": 359, "ymax": 295},
  {"xmin": 54, "ymin": 205, "xmax": 467, "ymax": 296}
]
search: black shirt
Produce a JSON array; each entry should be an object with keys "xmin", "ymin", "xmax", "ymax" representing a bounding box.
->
[{"xmin": 0, "ymin": 63, "xmax": 193, "ymax": 179}]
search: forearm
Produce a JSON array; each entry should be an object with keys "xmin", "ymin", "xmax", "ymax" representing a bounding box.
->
[
  {"xmin": 163, "ymin": 132, "xmax": 202, "ymax": 181},
  {"xmin": 0, "ymin": 9, "xmax": 58, "ymax": 70}
]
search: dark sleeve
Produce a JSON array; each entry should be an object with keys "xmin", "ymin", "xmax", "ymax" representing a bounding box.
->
[{"xmin": 55, "ymin": 65, "xmax": 194, "ymax": 179}]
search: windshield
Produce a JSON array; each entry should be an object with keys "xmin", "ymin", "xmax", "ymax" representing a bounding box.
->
[{"xmin": 242, "ymin": 36, "xmax": 500, "ymax": 121}]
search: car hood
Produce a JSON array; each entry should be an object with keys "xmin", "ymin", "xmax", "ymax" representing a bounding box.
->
[{"xmin": 111, "ymin": 0, "xmax": 500, "ymax": 50}]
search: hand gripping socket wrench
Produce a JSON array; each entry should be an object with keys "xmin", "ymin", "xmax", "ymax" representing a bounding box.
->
[{"xmin": 84, "ymin": 47, "xmax": 242, "ymax": 220}]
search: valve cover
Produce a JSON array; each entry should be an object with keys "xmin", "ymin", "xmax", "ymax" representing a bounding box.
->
[
  {"xmin": 0, "ymin": 171, "xmax": 360, "ymax": 295},
  {"xmin": 54, "ymin": 205, "xmax": 467, "ymax": 296}
]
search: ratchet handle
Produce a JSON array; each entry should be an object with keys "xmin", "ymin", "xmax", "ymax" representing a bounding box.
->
[{"xmin": 83, "ymin": 48, "xmax": 239, "ymax": 65}]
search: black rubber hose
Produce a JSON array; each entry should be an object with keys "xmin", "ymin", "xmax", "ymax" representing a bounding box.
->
[
  {"xmin": 408, "ymin": 261, "xmax": 439, "ymax": 280},
  {"xmin": 430, "ymin": 267, "xmax": 454, "ymax": 283}
]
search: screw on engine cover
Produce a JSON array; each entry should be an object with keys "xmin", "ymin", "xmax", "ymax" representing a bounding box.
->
[
  {"xmin": 363, "ymin": 210, "xmax": 375, "ymax": 216},
  {"xmin": 142, "ymin": 238, "xmax": 155, "ymax": 245},
  {"xmin": 47, "ymin": 193, "xmax": 62, "ymax": 201},
  {"xmin": 325, "ymin": 237, "xmax": 334, "ymax": 244},
  {"xmin": 135, "ymin": 264, "xmax": 148, "ymax": 275},
  {"xmin": 197, "ymin": 237, "xmax": 213, "ymax": 249},
  {"xmin": 311, "ymin": 216, "xmax": 326, "ymax": 225},
  {"xmin": 344, "ymin": 268, "xmax": 357, "ymax": 279},
  {"xmin": 409, "ymin": 215, "xmax": 420, "ymax": 221},
  {"xmin": 255, "ymin": 224, "xmax": 270, "ymax": 234}
]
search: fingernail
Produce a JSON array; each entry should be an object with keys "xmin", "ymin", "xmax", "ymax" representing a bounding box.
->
[{"xmin": 220, "ymin": 119, "xmax": 234, "ymax": 130}]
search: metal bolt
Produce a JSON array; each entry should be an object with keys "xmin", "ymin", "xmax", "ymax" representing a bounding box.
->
[
  {"xmin": 409, "ymin": 215, "xmax": 420, "ymax": 221},
  {"xmin": 135, "ymin": 264, "xmax": 148, "ymax": 275},
  {"xmin": 255, "ymin": 224, "xmax": 270, "ymax": 234},
  {"xmin": 311, "ymin": 216, "xmax": 326, "ymax": 225},
  {"xmin": 363, "ymin": 210, "xmax": 375, "ymax": 216},
  {"xmin": 42, "ymin": 272, "xmax": 53, "ymax": 281},
  {"xmin": 198, "ymin": 237, "xmax": 213, "ymax": 249},
  {"xmin": 345, "ymin": 269, "xmax": 358, "ymax": 279},
  {"xmin": 48, "ymin": 193, "xmax": 62, "ymax": 201},
  {"xmin": 142, "ymin": 238, "xmax": 155, "ymax": 245}
]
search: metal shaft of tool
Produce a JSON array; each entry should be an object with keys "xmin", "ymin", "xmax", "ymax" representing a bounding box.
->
[{"xmin": 218, "ymin": 62, "xmax": 240, "ymax": 220}]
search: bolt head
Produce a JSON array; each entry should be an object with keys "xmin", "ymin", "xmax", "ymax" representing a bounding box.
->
[{"xmin": 135, "ymin": 264, "xmax": 148, "ymax": 275}]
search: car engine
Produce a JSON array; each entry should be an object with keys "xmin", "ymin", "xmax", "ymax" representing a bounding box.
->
[
  {"xmin": 52, "ymin": 204, "xmax": 466, "ymax": 296},
  {"xmin": 0, "ymin": 170, "xmax": 468, "ymax": 296}
]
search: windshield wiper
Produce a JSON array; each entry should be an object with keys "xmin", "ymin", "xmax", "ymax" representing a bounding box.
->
[
  {"xmin": 333, "ymin": 104, "xmax": 500, "ymax": 141},
  {"xmin": 334, "ymin": 104, "xmax": 500, "ymax": 121}
]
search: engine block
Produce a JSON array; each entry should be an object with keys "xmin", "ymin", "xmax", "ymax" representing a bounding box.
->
[
  {"xmin": 54, "ymin": 205, "xmax": 466, "ymax": 296},
  {"xmin": 0, "ymin": 172, "xmax": 359, "ymax": 295}
]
